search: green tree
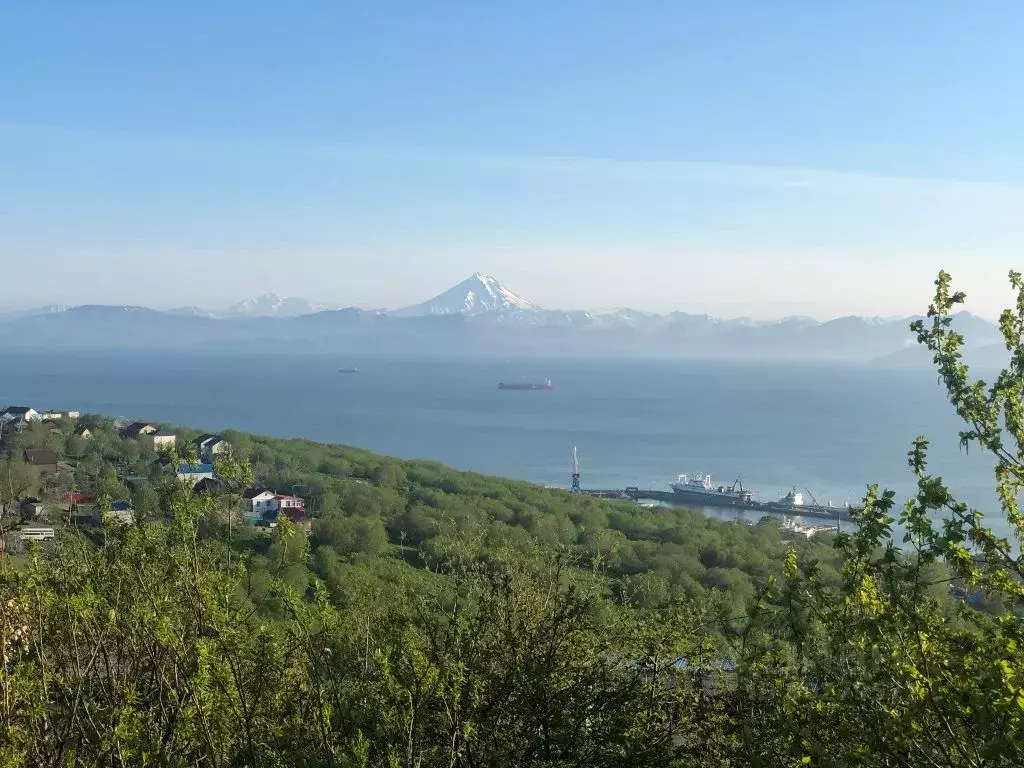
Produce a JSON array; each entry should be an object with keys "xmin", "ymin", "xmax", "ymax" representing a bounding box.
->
[
  {"xmin": 0, "ymin": 458, "xmax": 40, "ymax": 520},
  {"xmin": 313, "ymin": 513, "xmax": 389, "ymax": 556},
  {"xmin": 95, "ymin": 465, "xmax": 129, "ymax": 512},
  {"xmin": 739, "ymin": 270, "xmax": 1024, "ymax": 767},
  {"xmin": 130, "ymin": 480, "xmax": 160, "ymax": 521},
  {"xmin": 212, "ymin": 453, "xmax": 254, "ymax": 548}
]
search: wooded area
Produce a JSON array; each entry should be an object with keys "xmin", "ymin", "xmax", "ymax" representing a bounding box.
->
[{"xmin": 2, "ymin": 271, "xmax": 1022, "ymax": 766}]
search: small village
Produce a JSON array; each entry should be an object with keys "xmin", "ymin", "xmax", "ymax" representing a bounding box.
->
[{"xmin": 0, "ymin": 404, "xmax": 309, "ymax": 553}]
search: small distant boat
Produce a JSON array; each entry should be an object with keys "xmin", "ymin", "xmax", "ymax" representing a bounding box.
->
[
  {"xmin": 337, "ymin": 367, "xmax": 360, "ymax": 374},
  {"xmin": 498, "ymin": 379, "xmax": 553, "ymax": 390},
  {"xmin": 782, "ymin": 517, "xmax": 839, "ymax": 538}
]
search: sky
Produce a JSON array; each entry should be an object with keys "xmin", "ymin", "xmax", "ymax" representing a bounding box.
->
[{"xmin": 2, "ymin": 1, "xmax": 1023, "ymax": 319}]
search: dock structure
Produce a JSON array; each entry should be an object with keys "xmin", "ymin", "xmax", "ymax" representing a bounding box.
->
[
  {"xmin": 564, "ymin": 447, "xmax": 854, "ymax": 522},
  {"xmin": 583, "ymin": 486, "xmax": 854, "ymax": 523}
]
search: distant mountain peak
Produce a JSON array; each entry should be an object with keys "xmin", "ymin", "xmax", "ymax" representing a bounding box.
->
[
  {"xmin": 393, "ymin": 273, "xmax": 537, "ymax": 316},
  {"xmin": 225, "ymin": 293, "xmax": 326, "ymax": 318}
]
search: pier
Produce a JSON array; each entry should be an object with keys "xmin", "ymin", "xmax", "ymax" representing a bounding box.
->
[
  {"xmin": 566, "ymin": 448, "xmax": 854, "ymax": 523},
  {"xmin": 583, "ymin": 487, "xmax": 854, "ymax": 523}
]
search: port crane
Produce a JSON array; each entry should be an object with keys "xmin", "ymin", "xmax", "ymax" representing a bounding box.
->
[{"xmin": 571, "ymin": 446, "xmax": 581, "ymax": 493}]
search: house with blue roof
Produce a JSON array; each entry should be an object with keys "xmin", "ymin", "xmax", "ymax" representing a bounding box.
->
[
  {"xmin": 106, "ymin": 501, "xmax": 136, "ymax": 526},
  {"xmin": 176, "ymin": 463, "xmax": 215, "ymax": 486}
]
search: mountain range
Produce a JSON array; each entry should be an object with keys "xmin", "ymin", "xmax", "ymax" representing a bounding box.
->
[
  {"xmin": 224, "ymin": 293, "xmax": 330, "ymax": 318},
  {"xmin": 0, "ymin": 273, "xmax": 1002, "ymax": 365}
]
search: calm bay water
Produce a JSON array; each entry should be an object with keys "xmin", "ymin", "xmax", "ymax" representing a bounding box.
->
[{"xmin": 0, "ymin": 351, "xmax": 999, "ymax": 521}]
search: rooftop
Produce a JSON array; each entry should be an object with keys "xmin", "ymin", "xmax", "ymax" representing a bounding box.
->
[
  {"xmin": 24, "ymin": 449, "xmax": 59, "ymax": 465},
  {"xmin": 2, "ymin": 406, "xmax": 35, "ymax": 415},
  {"xmin": 178, "ymin": 463, "xmax": 214, "ymax": 474},
  {"xmin": 121, "ymin": 421, "xmax": 157, "ymax": 437}
]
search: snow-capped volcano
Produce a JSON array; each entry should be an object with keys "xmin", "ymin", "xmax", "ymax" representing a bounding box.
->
[
  {"xmin": 392, "ymin": 273, "xmax": 537, "ymax": 316},
  {"xmin": 225, "ymin": 293, "xmax": 326, "ymax": 318}
]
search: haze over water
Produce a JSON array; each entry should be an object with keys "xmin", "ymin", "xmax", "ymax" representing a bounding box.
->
[{"xmin": 0, "ymin": 351, "xmax": 1000, "ymax": 526}]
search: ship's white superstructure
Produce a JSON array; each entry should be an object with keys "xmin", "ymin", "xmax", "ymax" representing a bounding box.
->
[{"xmin": 669, "ymin": 473, "xmax": 754, "ymax": 504}]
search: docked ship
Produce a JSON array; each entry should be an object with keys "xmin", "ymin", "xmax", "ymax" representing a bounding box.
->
[
  {"xmin": 498, "ymin": 379, "xmax": 553, "ymax": 390},
  {"xmin": 669, "ymin": 473, "xmax": 755, "ymax": 506},
  {"xmin": 763, "ymin": 488, "xmax": 810, "ymax": 512},
  {"xmin": 763, "ymin": 488, "xmax": 847, "ymax": 516}
]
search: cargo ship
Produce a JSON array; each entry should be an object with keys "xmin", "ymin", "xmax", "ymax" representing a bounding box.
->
[
  {"xmin": 498, "ymin": 379, "xmax": 553, "ymax": 390},
  {"xmin": 762, "ymin": 488, "xmax": 849, "ymax": 518},
  {"xmin": 669, "ymin": 473, "xmax": 755, "ymax": 506}
]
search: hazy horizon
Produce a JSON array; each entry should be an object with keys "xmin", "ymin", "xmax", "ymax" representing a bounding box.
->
[
  {"xmin": 3, "ymin": 3, "xmax": 1023, "ymax": 318},
  {"xmin": 0, "ymin": 270, "xmax": 1001, "ymax": 324}
]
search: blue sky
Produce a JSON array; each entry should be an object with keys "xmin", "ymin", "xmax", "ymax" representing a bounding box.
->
[{"xmin": 2, "ymin": 1, "xmax": 1022, "ymax": 318}]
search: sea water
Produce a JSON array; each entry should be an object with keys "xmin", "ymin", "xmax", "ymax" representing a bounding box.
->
[{"xmin": 0, "ymin": 351, "xmax": 1000, "ymax": 529}]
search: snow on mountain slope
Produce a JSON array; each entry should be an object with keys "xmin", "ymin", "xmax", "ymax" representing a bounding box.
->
[
  {"xmin": 0, "ymin": 305, "xmax": 69, "ymax": 321},
  {"xmin": 392, "ymin": 273, "xmax": 537, "ymax": 316},
  {"xmin": 225, "ymin": 293, "xmax": 327, "ymax": 318},
  {"xmin": 167, "ymin": 306, "xmax": 219, "ymax": 319}
]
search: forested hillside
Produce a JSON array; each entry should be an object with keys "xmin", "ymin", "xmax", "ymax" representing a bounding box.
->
[
  {"xmin": 2, "ymin": 272, "xmax": 1022, "ymax": 766},
  {"xmin": 0, "ymin": 406, "xmax": 839, "ymax": 624}
]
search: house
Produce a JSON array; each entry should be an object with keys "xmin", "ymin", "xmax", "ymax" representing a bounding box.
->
[
  {"xmin": 75, "ymin": 426, "xmax": 93, "ymax": 439},
  {"xmin": 106, "ymin": 501, "xmax": 135, "ymax": 526},
  {"xmin": 41, "ymin": 419, "xmax": 63, "ymax": 434},
  {"xmin": 195, "ymin": 434, "xmax": 217, "ymax": 460},
  {"xmin": 176, "ymin": 463, "xmax": 214, "ymax": 486},
  {"xmin": 63, "ymin": 492, "xmax": 92, "ymax": 510},
  {"xmin": 244, "ymin": 488, "xmax": 278, "ymax": 522},
  {"xmin": 274, "ymin": 494, "xmax": 307, "ymax": 514},
  {"xmin": 241, "ymin": 489, "xmax": 307, "ymax": 523},
  {"xmin": 192, "ymin": 477, "xmax": 225, "ymax": 496},
  {"xmin": 254, "ymin": 507, "xmax": 311, "ymax": 535},
  {"xmin": 151, "ymin": 430, "xmax": 177, "ymax": 451},
  {"xmin": 20, "ymin": 498, "xmax": 45, "ymax": 521},
  {"xmin": 121, "ymin": 421, "xmax": 158, "ymax": 439},
  {"xmin": 1, "ymin": 407, "xmax": 41, "ymax": 434},
  {"xmin": 278, "ymin": 506, "xmax": 310, "ymax": 523},
  {"xmin": 23, "ymin": 449, "xmax": 59, "ymax": 474},
  {"xmin": 70, "ymin": 506, "xmax": 100, "ymax": 526},
  {"xmin": 274, "ymin": 506, "xmax": 312, "ymax": 534},
  {"xmin": 0, "ymin": 406, "xmax": 40, "ymax": 424},
  {"xmin": 195, "ymin": 434, "xmax": 232, "ymax": 463},
  {"xmin": 41, "ymin": 410, "xmax": 67, "ymax": 420},
  {"xmin": 40, "ymin": 410, "xmax": 79, "ymax": 420}
]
